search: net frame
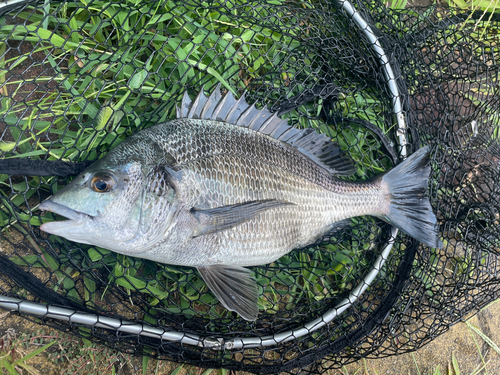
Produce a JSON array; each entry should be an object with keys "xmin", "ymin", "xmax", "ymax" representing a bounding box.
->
[{"xmin": 0, "ymin": 0, "xmax": 406, "ymax": 352}]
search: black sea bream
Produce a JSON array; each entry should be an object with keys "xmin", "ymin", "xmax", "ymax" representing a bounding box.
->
[{"xmin": 39, "ymin": 85, "xmax": 441, "ymax": 320}]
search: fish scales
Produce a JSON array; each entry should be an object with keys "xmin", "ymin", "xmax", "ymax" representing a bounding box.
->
[
  {"xmin": 39, "ymin": 85, "xmax": 441, "ymax": 321},
  {"xmin": 145, "ymin": 119, "xmax": 333, "ymax": 188},
  {"xmin": 138, "ymin": 121, "xmax": 381, "ymax": 266}
]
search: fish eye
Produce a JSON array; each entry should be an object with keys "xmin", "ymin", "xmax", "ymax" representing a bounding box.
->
[{"xmin": 90, "ymin": 174, "xmax": 115, "ymax": 193}]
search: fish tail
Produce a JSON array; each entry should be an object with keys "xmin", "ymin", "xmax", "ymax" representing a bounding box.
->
[{"xmin": 377, "ymin": 146, "xmax": 442, "ymax": 248}]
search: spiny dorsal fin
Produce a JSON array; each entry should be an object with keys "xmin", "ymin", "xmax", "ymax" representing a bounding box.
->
[{"xmin": 178, "ymin": 84, "xmax": 356, "ymax": 176}]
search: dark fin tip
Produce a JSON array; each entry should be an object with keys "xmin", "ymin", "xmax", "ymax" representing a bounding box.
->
[{"xmin": 378, "ymin": 146, "xmax": 442, "ymax": 248}]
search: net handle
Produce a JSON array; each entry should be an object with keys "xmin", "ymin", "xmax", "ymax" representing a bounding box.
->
[{"xmin": 0, "ymin": 0, "xmax": 407, "ymax": 350}]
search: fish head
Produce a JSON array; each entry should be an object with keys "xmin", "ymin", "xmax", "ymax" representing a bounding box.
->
[{"xmin": 39, "ymin": 157, "xmax": 147, "ymax": 248}]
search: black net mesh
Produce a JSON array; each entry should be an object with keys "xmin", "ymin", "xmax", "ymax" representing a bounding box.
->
[{"xmin": 0, "ymin": 0, "xmax": 499, "ymax": 373}]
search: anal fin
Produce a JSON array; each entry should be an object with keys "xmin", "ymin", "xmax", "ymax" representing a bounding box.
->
[
  {"xmin": 318, "ymin": 219, "xmax": 352, "ymax": 242},
  {"xmin": 198, "ymin": 265, "xmax": 259, "ymax": 321}
]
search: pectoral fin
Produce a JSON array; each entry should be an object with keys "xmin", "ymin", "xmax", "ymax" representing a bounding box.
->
[
  {"xmin": 197, "ymin": 265, "xmax": 259, "ymax": 321},
  {"xmin": 191, "ymin": 199, "xmax": 292, "ymax": 237}
]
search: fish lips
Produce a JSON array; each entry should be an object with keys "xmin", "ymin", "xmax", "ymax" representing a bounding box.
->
[{"xmin": 39, "ymin": 200, "xmax": 92, "ymax": 238}]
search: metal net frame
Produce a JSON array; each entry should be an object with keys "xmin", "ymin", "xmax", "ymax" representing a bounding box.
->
[{"xmin": 0, "ymin": 0, "xmax": 498, "ymax": 373}]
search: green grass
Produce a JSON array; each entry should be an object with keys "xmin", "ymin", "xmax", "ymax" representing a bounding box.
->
[
  {"xmin": 0, "ymin": 336, "xmax": 55, "ymax": 375},
  {"xmin": 0, "ymin": 0, "xmax": 394, "ymax": 323},
  {"xmin": 446, "ymin": 0, "xmax": 500, "ymax": 40},
  {"xmin": 386, "ymin": 0, "xmax": 408, "ymax": 8},
  {"xmin": 447, "ymin": 0, "xmax": 500, "ymax": 13},
  {"xmin": 0, "ymin": 0, "xmax": 497, "ymax": 328}
]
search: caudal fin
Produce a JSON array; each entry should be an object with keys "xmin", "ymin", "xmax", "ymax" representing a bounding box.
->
[{"xmin": 378, "ymin": 146, "xmax": 442, "ymax": 248}]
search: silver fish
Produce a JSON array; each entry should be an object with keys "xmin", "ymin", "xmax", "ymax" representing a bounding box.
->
[{"xmin": 39, "ymin": 85, "xmax": 441, "ymax": 321}]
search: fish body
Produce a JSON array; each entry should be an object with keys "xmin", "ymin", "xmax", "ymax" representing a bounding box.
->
[{"xmin": 40, "ymin": 86, "xmax": 441, "ymax": 320}]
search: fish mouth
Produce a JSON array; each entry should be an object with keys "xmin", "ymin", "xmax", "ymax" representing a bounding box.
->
[{"xmin": 39, "ymin": 200, "xmax": 91, "ymax": 234}]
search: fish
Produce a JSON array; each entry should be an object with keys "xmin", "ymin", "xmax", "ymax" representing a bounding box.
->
[{"xmin": 39, "ymin": 85, "xmax": 442, "ymax": 321}]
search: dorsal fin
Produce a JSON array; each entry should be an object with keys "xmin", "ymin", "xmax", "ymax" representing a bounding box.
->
[{"xmin": 178, "ymin": 84, "xmax": 356, "ymax": 176}]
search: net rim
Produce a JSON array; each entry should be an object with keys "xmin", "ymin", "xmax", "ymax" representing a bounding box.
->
[{"xmin": 0, "ymin": 0, "xmax": 408, "ymax": 351}]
